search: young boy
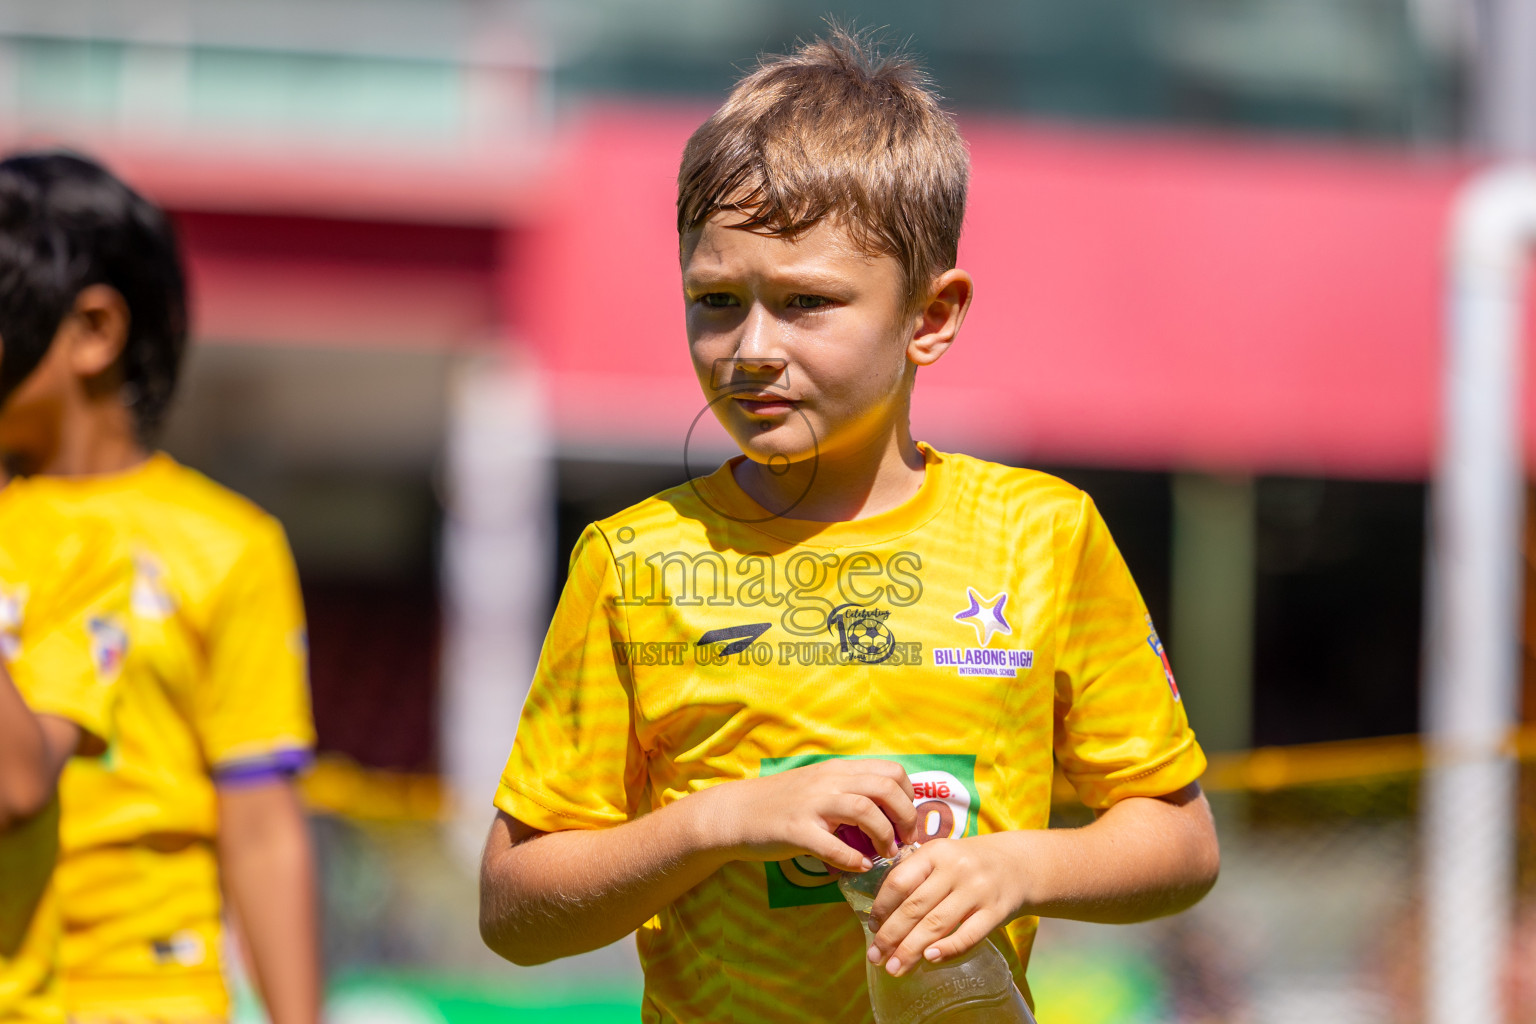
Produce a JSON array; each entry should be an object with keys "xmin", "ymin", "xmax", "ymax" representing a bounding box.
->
[
  {"xmin": 0, "ymin": 193, "xmax": 132, "ymax": 1019},
  {"xmin": 0, "ymin": 153, "xmax": 320, "ymax": 1024},
  {"xmin": 479, "ymin": 30, "xmax": 1220, "ymax": 1022}
]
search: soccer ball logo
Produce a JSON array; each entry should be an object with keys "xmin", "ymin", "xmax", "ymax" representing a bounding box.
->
[
  {"xmin": 827, "ymin": 603, "xmax": 897, "ymax": 664},
  {"xmin": 849, "ymin": 618, "xmax": 894, "ymax": 663}
]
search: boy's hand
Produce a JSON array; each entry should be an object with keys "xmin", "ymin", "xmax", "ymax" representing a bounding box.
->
[
  {"xmin": 867, "ymin": 787, "xmax": 1220, "ymax": 975},
  {"xmin": 702, "ymin": 758, "xmax": 917, "ymax": 872},
  {"xmin": 865, "ymin": 832, "xmax": 1033, "ymax": 976}
]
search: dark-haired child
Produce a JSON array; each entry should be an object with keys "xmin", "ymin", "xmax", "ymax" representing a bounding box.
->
[{"xmin": 0, "ymin": 153, "xmax": 319, "ymax": 1024}]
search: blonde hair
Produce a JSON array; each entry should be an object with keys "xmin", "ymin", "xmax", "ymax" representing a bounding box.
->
[{"xmin": 677, "ymin": 26, "xmax": 969, "ymax": 307}]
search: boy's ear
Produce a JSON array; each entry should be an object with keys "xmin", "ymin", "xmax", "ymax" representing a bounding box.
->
[
  {"xmin": 907, "ymin": 269, "xmax": 973, "ymax": 367},
  {"xmin": 63, "ymin": 284, "xmax": 131, "ymax": 380}
]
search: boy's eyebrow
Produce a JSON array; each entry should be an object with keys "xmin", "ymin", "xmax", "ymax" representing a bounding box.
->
[{"xmin": 683, "ymin": 265, "xmax": 857, "ymax": 294}]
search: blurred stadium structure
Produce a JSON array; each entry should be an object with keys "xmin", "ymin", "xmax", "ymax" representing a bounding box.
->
[{"xmin": 1, "ymin": 0, "xmax": 1534, "ymax": 1020}]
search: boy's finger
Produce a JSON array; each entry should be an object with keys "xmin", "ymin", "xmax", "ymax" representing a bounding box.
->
[
  {"xmin": 863, "ymin": 776, "xmax": 918, "ymax": 837},
  {"xmin": 884, "ymin": 894, "xmax": 971, "ymax": 977},
  {"xmin": 867, "ymin": 846, "xmax": 934, "ymax": 917},
  {"xmin": 853, "ymin": 772, "xmax": 910, "ymax": 804},
  {"xmin": 868, "ymin": 863, "xmax": 939, "ymax": 948},
  {"xmin": 917, "ymin": 908, "xmax": 996, "ymax": 966},
  {"xmin": 833, "ymin": 795, "xmax": 899, "ymax": 858},
  {"xmin": 831, "ymin": 780, "xmax": 914, "ymax": 855},
  {"xmin": 860, "ymin": 759, "xmax": 916, "ymax": 801},
  {"xmin": 802, "ymin": 828, "xmax": 873, "ymax": 873}
]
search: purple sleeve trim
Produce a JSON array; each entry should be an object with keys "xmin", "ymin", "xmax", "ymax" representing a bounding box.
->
[{"xmin": 212, "ymin": 748, "xmax": 314, "ymax": 786}]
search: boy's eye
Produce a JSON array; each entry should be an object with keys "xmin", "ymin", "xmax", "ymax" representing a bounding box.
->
[
  {"xmin": 788, "ymin": 294, "xmax": 831, "ymax": 309},
  {"xmin": 698, "ymin": 293, "xmax": 739, "ymax": 308}
]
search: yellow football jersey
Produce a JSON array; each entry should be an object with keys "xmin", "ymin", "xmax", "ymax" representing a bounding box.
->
[
  {"xmin": 22, "ymin": 454, "xmax": 315, "ymax": 1018},
  {"xmin": 497, "ymin": 445, "xmax": 1206, "ymax": 1024},
  {"xmin": 0, "ymin": 482, "xmax": 131, "ymax": 1024}
]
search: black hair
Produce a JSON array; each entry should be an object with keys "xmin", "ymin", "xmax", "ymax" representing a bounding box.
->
[{"xmin": 0, "ymin": 152, "xmax": 187, "ymax": 442}]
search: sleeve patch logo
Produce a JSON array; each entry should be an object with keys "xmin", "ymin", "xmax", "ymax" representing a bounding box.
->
[
  {"xmin": 88, "ymin": 614, "xmax": 129, "ymax": 681},
  {"xmin": 1145, "ymin": 617, "xmax": 1180, "ymax": 702},
  {"xmin": 758, "ymin": 753, "xmax": 979, "ymax": 908}
]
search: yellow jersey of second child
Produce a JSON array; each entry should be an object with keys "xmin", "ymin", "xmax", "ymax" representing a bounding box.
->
[
  {"xmin": 26, "ymin": 454, "xmax": 315, "ymax": 1019},
  {"xmin": 0, "ymin": 482, "xmax": 131, "ymax": 1024}
]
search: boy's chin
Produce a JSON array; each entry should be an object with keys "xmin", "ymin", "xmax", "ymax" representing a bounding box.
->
[
  {"xmin": 711, "ymin": 407, "xmax": 821, "ymax": 465},
  {"xmin": 734, "ymin": 434, "xmax": 817, "ymax": 469}
]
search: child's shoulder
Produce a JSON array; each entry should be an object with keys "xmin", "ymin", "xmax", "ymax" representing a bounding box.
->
[
  {"xmin": 567, "ymin": 475, "xmax": 716, "ymax": 567},
  {"xmin": 592, "ymin": 479, "xmax": 702, "ymax": 535},
  {"xmin": 939, "ymin": 449, "xmax": 1093, "ymax": 526},
  {"xmin": 144, "ymin": 455, "xmax": 274, "ymax": 530},
  {"xmin": 126, "ymin": 456, "xmax": 289, "ymax": 570}
]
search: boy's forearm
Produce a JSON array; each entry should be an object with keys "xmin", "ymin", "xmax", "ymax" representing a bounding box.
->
[
  {"xmin": 479, "ymin": 794, "xmax": 732, "ymax": 966},
  {"xmin": 216, "ymin": 780, "xmax": 321, "ymax": 1024},
  {"xmin": 1020, "ymin": 785, "xmax": 1219, "ymax": 924},
  {"xmin": 0, "ymin": 666, "xmax": 69, "ymax": 829},
  {"xmin": 0, "ymin": 670, "xmax": 48, "ymax": 827}
]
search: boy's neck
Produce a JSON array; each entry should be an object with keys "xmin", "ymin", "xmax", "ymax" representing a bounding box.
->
[
  {"xmin": 30, "ymin": 397, "xmax": 149, "ymax": 478},
  {"xmin": 732, "ymin": 426, "xmax": 926, "ymax": 523}
]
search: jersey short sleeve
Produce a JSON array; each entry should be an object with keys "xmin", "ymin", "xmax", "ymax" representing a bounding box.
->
[
  {"xmin": 1052, "ymin": 493, "xmax": 1206, "ymax": 809},
  {"xmin": 193, "ymin": 516, "xmax": 316, "ymax": 782},
  {"xmin": 5, "ymin": 524, "xmax": 131, "ymax": 750},
  {"xmin": 494, "ymin": 524, "xmax": 648, "ymax": 832}
]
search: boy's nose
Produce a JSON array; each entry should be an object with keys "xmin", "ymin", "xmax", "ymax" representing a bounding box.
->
[
  {"xmin": 711, "ymin": 357, "xmax": 789, "ymax": 392},
  {"xmin": 733, "ymin": 303, "xmax": 785, "ymax": 364}
]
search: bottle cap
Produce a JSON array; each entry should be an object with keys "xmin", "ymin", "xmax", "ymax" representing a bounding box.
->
[
  {"xmin": 834, "ymin": 823, "xmax": 878, "ymax": 859},
  {"xmin": 834, "ymin": 807, "xmax": 901, "ymax": 861}
]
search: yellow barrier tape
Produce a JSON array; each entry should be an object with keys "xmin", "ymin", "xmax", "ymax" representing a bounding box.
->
[
  {"xmin": 299, "ymin": 755, "xmax": 448, "ymax": 822},
  {"xmin": 1203, "ymin": 733, "xmax": 1424, "ymax": 794},
  {"xmin": 1052, "ymin": 725, "xmax": 1536, "ymax": 805},
  {"xmin": 300, "ymin": 729, "xmax": 1536, "ymax": 823}
]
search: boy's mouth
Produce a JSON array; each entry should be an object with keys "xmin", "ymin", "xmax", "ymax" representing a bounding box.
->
[{"xmin": 732, "ymin": 394, "xmax": 798, "ymax": 416}]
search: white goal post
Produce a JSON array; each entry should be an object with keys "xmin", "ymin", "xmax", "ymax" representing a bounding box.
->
[{"xmin": 1424, "ymin": 165, "xmax": 1536, "ymax": 1024}]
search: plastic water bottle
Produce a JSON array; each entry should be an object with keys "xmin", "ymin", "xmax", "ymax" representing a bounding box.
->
[{"xmin": 836, "ymin": 841, "xmax": 1037, "ymax": 1024}]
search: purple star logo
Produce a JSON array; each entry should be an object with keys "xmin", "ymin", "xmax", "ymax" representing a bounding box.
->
[{"xmin": 954, "ymin": 588, "xmax": 1011, "ymax": 647}]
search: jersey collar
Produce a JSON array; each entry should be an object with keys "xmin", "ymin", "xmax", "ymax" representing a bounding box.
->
[{"xmin": 694, "ymin": 442, "xmax": 955, "ymax": 548}]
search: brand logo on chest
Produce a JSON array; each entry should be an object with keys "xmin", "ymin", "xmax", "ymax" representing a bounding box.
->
[{"xmin": 935, "ymin": 587, "xmax": 1034, "ymax": 678}]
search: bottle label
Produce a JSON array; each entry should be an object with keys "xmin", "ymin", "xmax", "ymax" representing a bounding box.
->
[
  {"xmin": 885, "ymin": 974, "xmax": 1005, "ymax": 1024},
  {"xmin": 759, "ymin": 753, "xmax": 979, "ymax": 909}
]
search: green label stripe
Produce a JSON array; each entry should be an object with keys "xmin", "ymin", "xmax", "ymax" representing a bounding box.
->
[{"xmin": 758, "ymin": 753, "xmax": 979, "ymax": 909}]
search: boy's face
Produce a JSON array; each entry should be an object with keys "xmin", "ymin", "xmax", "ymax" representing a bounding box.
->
[
  {"xmin": 682, "ymin": 213, "xmax": 920, "ymax": 469},
  {"xmin": 0, "ymin": 288, "xmax": 134, "ymax": 471},
  {"xmin": 0, "ymin": 332, "xmax": 67, "ymax": 465}
]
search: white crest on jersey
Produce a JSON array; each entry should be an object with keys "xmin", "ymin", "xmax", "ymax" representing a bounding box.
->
[
  {"xmin": 0, "ymin": 585, "xmax": 28, "ymax": 661},
  {"xmin": 131, "ymin": 552, "xmax": 177, "ymax": 619}
]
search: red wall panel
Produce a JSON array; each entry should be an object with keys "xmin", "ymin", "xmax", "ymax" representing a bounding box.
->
[{"xmin": 516, "ymin": 105, "xmax": 1482, "ymax": 477}]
